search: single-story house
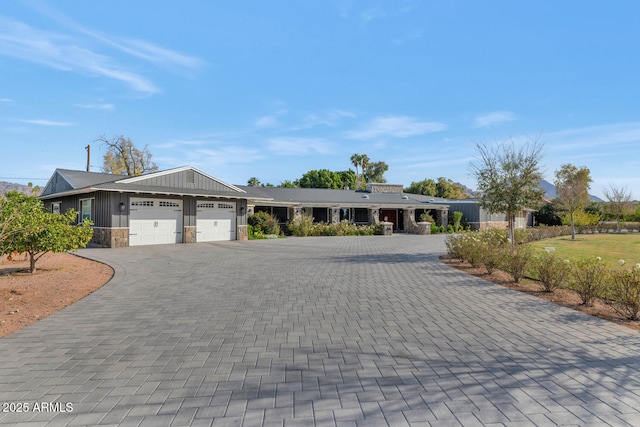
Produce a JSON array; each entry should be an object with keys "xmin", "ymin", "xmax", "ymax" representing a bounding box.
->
[
  {"xmin": 39, "ymin": 167, "xmax": 451, "ymax": 247},
  {"xmin": 241, "ymin": 183, "xmax": 450, "ymax": 233},
  {"xmin": 447, "ymin": 199, "xmax": 535, "ymax": 230},
  {"xmin": 39, "ymin": 166, "xmax": 272, "ymax": 247}
]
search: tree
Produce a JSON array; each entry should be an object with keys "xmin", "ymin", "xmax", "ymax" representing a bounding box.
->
[
  {"xmin": 554, "ymin": 164, "xmax": 592, "ymax": 240},
  {"xmin": 350, "ymin": 153, "xmax": 362, "ymax": 188},
  {"xmin": 279, "ymin": 180, "xmax": 298, "ymax": 188},
  {"xmin": 98, "ymin": 135, "xmax": 158, "ymax": 176},
  {"xmin": 470, "ymin": 138, "xmax": 545, "ymax": 246},
  {"xmin": 337, "ymin": 170, "xmax": 356, "ymax": 190},
  {"xmin": 0, "ymin": 192, "xmax": 93, "ymax": 273},
  {"xmin": 247, "ymin": 177, "xmax": 262, "ymax": 187},
  {"xmin": 535, "ymin": 202, "xmax": 562, "ymax": 226},
  {"xmin": 603, "ymin": 184, "xmax": 633, "ymax": 232},
  {"xmin": 298, "ymin": 169, "xmax": 343, "ymax": 189},
  {"xmin": 405, "ymin": 179, "xmax": 437, "ymax": 196},
  {"xmin": 363, "ymin": 160, "xmax": 388, "ymax": 185},
  {"xmin": 435, "ymin": 177, "xmax": 468, "ymax": 199}
]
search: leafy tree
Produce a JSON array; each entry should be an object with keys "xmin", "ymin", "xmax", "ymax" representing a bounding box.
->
[
  {"xmin": 603, "ymin": 184, "xmax": 633, "ymax": 232},
  {"xmin": 436, "ymin": 177, "xmax": 468, "ymax": 199},
  {"xmin": 554, "ymin": 164, "xmax": 592, "ymax": 240},
  {"xmin": 98, "ymin": 135, "xmax": 158, "ymax": 176},
  {"xmin": 247, "ymin": 177, "xmax": 262, "ymax": 187},
  {"xmin": 363, "ymin": 160, "xmax": 388, "ymax": 184},
  {"xmin": 535, "ymin": 202, "xmax": 562, "ymax": 226},
  {"xmin": 299, "ymin": 169, "xmax": 343, "ymax": 189},
  {"xmin": 0, "ymin": 192, "xmax": 93, "ymax": 273},
  {"xmin": 337, "ymin": 170, "xmax": 356, "ymax": 190},
  {"xmin": 405, "ymin": 179, "xmax": 437, "ymax": 196},
  {"xmin": 405, "ymin": 177, "xmax": 468, "ymax": 199},
  {"xmin": 470, "ymin": 139, "xmax": 545, "ymax": 246},
  {"xmin": 279, "ymin": 180, "xmax": 299, "ymax": 188}
]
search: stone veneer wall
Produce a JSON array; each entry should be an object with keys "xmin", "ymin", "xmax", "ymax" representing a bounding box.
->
[
  {"xmin": 403, "ymin": 209, "xmax": 431, "ymax": 235},
  {"xmin": 237, "ymin": 225, "xmax": 248, "ymax": 240},
  {"xmin": 91, "ymin": 227, "xmax": 129, "ymax": 248},
  {"xmin": 184, "ymin": 226, "xmax": 197, "ymax": 243},
  {"xmin": 366, "ymin": 183, "xmax": 405, "ymax": 193}
]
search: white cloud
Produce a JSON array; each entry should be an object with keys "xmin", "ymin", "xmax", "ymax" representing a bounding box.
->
[
  {"xmin": 0, "ymin": 7, "xmax": 202, "ymax": 95},
  {"xmin": 76, "ymin": 103, "xmax": 115, "ymax": 110},
  {"xmin": 361, "ymin": 5, "xmax": 384, "ymax": 25},
  {"xmin": 266, "ymin": 137, "xmax": 333, "ymax": 156},
  {"xmin": 0, "ymin": 98, "xmax": 13, "ymax": 103},
  {"xmin": 472, "ymin": 111, "xmax": 516, "ymax": 128},
  {"xmin": 19, "ymin": 119, "xmax": 72, "ymax": 126},
  {"xmin": 345, "ymin": 115, "xmax": 446, "ymax": 140},
  {"xmin": 255, "ymin": 115, "xmax": 280, "ymax": 128}
]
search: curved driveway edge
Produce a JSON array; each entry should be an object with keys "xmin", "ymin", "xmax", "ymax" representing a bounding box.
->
[{"xmin": 1, "ymin": 235, "xmax": 639, "ymax": 426}]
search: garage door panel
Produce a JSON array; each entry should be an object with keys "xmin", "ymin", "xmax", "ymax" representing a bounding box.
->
[
  {"xmin": 130, "ymin": 198, "xmax": 183, "ymax": 246},
  {"xmin": 196, "ymin": 202, "xmax": 236, "ymax": 242}
]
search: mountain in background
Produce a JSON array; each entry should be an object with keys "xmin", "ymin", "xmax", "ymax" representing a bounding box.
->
[
  {"xmin": 0, "ymin": 182, "xmax": 39, "ymax": 196},
  {"xmin": 539, "ymin": 179, "xmax": 604, "ymax": 202}
]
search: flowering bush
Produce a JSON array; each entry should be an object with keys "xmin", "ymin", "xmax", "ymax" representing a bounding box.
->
[
  {"xmin": 569, "ymin": 257, "xmax": 609, "ymax": 306},
  {"xmin": 608, "ymin": 263, "xmax": 640, "ymax": 320},
  {"xmin": 287, "ymin": 217, "xmax": 381, "ymax": 237},
  {"xmin": 500, "ymin": 244, "xmax": 534, "ymax": 284},
  {"xmin": 532, "ymin": 251, "xmax": 571, "ymax": 292},
  {"xmin": 247, "ymin": 211, "xmax": 280, "ymax": 239}
]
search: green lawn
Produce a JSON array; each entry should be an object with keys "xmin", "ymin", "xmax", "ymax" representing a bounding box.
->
[{"xmin": 529, "ymin": 234, "xmax": 640, "ymax": 268}]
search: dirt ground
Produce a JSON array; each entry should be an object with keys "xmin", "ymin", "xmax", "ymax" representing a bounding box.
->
[
  {"xmin": 0, "ymin": 252, "xmax": 113, "ymax": 338},
  {"xmin": 441, "ymin": 256, "xmax": 640, "ymax": 333}
]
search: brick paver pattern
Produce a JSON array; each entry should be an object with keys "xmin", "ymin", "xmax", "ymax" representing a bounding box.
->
[{"xmin": 1, "ymin": 235, "xmax": 639, "ymax": 426}]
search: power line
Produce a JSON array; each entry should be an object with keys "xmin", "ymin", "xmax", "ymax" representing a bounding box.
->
[{"xmin": 0, "ymin": 177, "xmax": 49, "ymax": 181}]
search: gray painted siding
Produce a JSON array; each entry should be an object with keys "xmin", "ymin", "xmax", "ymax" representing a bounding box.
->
[
  {"xmin": 132, "ymin": 170, "xmax": 239, "ymax": 193},
  {"xmin": 448, "ymin": 203, "xmax": 480, "ymax": 223},
  {"xmin": 41, "ymin": 172, "xmax": 73, "ymax": 197}
]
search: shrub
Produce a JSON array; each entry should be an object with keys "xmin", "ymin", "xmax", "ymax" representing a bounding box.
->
[
  {"xmin": 608, "ymin": 264, "xmax": 640, "ymax": 320},
  {"xmin": 247, "ymin": 211, "xmax": 280, "ymax": 237},
  {"xmin": 452, "ymin": 211, "xmax": 463, "ymax": 232},
  {"xmin": 569, "ymin": 258, "xmax": 609, "ymax": 306},
  {"xmin": 287, "ymin": 217, "xmax": 379, "ymax": 237},
  {"xmin": 533, "ymin": 251, "xmax": 571, "ymax": 292},
  {"xmin": 478, "ymin": 228, "xmax": 509, "ymax": 274},
  {"xmin": 500, "ymin": 244, "xmax": 534, "ymax": 284},
  {"xmin": 287, "ymin": 215, "xmax": 314, "ymax": 237},
  {"xmin": 419, "ymin": 212, "xmax": 435, "ymax": 223}
]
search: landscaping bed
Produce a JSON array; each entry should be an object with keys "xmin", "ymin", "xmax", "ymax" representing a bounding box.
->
[
  {"xmin": 0, "ymin": 252, "xmax": 113, "ymax": 338},
  {"xmin": 442, "ymin": 255, "xmax": 640, "ymax": 333}
]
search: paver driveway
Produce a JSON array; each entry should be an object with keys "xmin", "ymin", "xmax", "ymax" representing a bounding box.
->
[{"xmin": 1, "ymin": 235, "xmax": 640, "ymax": 426}]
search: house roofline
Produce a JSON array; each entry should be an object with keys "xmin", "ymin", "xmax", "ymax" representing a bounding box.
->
[
  {"xmin": 115, "ymin": 166, "xmax": 246, "ymax": 194},
  {"xmin": 40, "ymin": 186, "xmax": 270, "ymax": 201}
]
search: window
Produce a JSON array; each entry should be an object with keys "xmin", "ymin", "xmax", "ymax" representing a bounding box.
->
[
  {"xmin": 159, "ymin": 201, "xmax": 180, "ymax": 208},
  {"xmin": 51, "ymin": 202, "xmax": 61, "ymax": 214},
  {"xmin": 218, "ymin": 203, "xmax": 234, "ymax": 209},
  {"xmin": 80, "ymin": 199, "xmax": 92, "ymax": 223},
  {"xmin": 131, "ymin": 200, "xmax": 154, "ymax": 207}
]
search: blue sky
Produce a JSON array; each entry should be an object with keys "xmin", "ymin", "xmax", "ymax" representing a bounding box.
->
[{"xmin": 2, "ymin": 1, "xmax": 640, "ymax": 199}]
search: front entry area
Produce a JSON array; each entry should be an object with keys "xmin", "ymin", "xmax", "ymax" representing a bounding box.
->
[
  {"xmin": 129, "ymin": 198, "xmax": 183, "ymax": 246},
  {"xmin": 196, "ymin": 201, "xmax": 236, "ymax": 242}
]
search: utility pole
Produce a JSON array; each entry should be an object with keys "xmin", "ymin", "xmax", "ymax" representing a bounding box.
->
[{"xmin": 85, "ymin": 145, "xmax": 91, "ymax": 172}]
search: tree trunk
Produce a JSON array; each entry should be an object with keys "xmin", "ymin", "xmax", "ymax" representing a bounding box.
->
[
  {"xmin": 29, "ymin": 251, "xmax": 36, "ymax": 273},
  {"xmin": 508, "ymin": 211, "xmax": 515, "ymax": 247},
  {"xmin": 570, "ymin": 211, "xmax": 576, "ymax": 240}
]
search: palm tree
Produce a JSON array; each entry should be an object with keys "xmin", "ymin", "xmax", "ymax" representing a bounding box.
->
[
  {"xmin": 350, "ymin": 153, "xmax": 362, "ymax": 189},
  {"xmin": 360, "ymin": 154, "xmax": 370, "ymax": 189}
]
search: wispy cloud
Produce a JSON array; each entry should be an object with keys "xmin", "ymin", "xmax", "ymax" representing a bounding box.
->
[
  {"xmin": 76, "ymin": 103, "xmax": 115, "ymax": 110},
  {"xmin": 266, "ymin": 137, "xmax": 333, "ymax": 155},
  {"xmin": 345, "ymin": 115, "xmax": 446, "ymax": 140},
  {"xmin": 393, "ymin": 28, "xmax": 423, "ymax": 45},
  {"xmin": 472, "ymin": 111, "xmax": 516, "ymax": 128},
  {"xmin": 0, "ymin": 6, "xmax": 202, "ymax": 95},
  {"xmin": 0, "ymin": 97, "xmax": 13, "ymax": 103},
  {"xmin": 545, "ymin": 122, "xmax": 640, "ymax": 153},
  {"xmin": 18, "ymin": 119, "xmax": 72, "ymax": 126},
  {"xmin": 361, "ymin": 5, "xmax": 385, "ymax": 25}
]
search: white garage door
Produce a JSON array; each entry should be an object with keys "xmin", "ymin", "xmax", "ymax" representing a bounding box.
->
[
  {"xmin": 129, "ymin": 198, "xmax": 183, "ymax": 246},
  {"xmin": 196, "ymin": 201, "xmax": 236, "ymax": 242}
]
